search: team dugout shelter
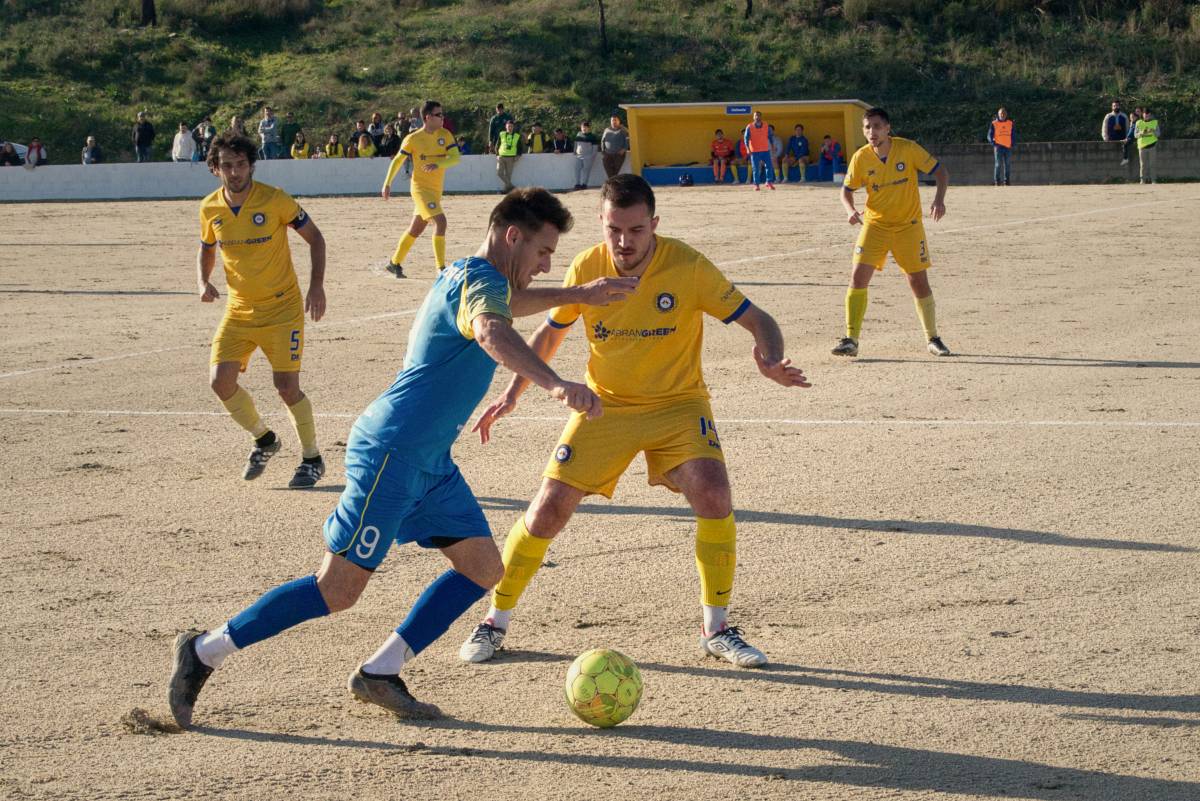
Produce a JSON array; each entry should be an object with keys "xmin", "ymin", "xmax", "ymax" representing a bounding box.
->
[{"xmin": 619, "ymin": 99, "xmax": 871, "ymax": 185}]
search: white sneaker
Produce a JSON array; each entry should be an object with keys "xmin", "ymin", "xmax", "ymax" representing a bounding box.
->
[
  {"xmin": 927, "ymin": 336, "xmax": 952, "ymax": 357},
  {"xmin": 459, "ymin": 622, "xmax": 505, "ymax": 663},
  {"xmin": 700, "ymin": 625, "xmax": 768, "ymax": 668}
]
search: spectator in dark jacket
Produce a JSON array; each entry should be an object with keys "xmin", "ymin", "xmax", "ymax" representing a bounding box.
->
[
  {"xmin": 133, "ymin": 111, "xmax": 155, "ymax": 162},
  {"xmin": 82, "ymin": 136, "xmax": 104, "ymax": 164},
  {"xmin": 551, "ymin": 128, "xmax": 571, "ymax": 154},
  {"xmin": 377, "ymin": 123, "xmax": 402, "ymax": 158},
  {"xmin": 0, "ymin": 142, "xmax": 22, "ymax": 166}
]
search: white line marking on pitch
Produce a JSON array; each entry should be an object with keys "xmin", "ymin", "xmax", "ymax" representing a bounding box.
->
[
  {"xmin": 0, "ymin": 408, "xmax": 1196, "ymax": 429},
  {"xmin": 0, "ymin": 306, "xmax": 423, "ymax": 381}
]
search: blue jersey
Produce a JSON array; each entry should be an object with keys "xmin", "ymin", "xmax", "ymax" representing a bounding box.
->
[
  {"xmin": 352, "ymin": 257, "xmax": 512, "ymax": 473},
  {"xmin": 787, "ymin": 135, "xmax": 809, "ymax": 159}
]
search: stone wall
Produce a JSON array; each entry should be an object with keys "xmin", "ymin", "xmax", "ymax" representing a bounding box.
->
[{"xmin": 928, "ymin": 140, "xmax": 1199, "ymax": 185}]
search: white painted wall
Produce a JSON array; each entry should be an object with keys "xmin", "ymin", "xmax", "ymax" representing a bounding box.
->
[{"xmin": 0, "ymin": 154, "xmax": 624, "ymax": 202}]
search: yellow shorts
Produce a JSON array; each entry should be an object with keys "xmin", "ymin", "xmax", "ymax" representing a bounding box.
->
[
  {"xmin": 854, "ymin": 221, "xmax": 931, "ymax": 274},
  {"xmin": 543, "ymin": 396, "xmax": 725, "ymax": 498},
  {"xmin": 210, "ymin": 304, "xmax": 304, "ymax": 373},
  {"xmin": 412, "ymin": 186, "xmax": 444, "ymax": 220}
]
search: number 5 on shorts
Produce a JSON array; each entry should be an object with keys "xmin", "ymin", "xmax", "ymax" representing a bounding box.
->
[{"xmin": 290, "ymin": 329, "xmax": 300, "ymax": 361}]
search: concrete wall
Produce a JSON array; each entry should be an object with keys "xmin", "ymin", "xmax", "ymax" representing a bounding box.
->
[
  {"xmin": 929, "ymin": 139, "xmax": 1200, "ymax": 185},
  {"xmin": 0, "ymin": 153, "xmax": 621, "ymax": 203}
]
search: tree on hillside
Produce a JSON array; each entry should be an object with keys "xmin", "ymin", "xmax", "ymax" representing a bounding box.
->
[
  {"xmin": 140, "ymin": 0, "xmax": 157, "ymax": 26},
  {"xmin": 597, "ymin": 0, "xmax": 610, "ymax": 55}
]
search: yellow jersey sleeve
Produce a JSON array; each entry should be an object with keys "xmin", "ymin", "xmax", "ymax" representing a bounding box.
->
[
  {"xmin": 694, "ymin": 255, "xmax": 750, "ymax": 323},
  {"xmin": 843, "ymin": 147, "xmax": 866, "ymax": 190},
  {"xmin": 199, "ymin": 204, "xmax": 217, "ymax": 246},
  {"xmin": 907, "ymin": 140, "xmax": 939, "ymax": 174},
  {"xmin": 272, "ymin": 189, "xmax": 306, "ymax": 228},
  {"xmin": 456, "ymin": 267, "xmax": 513, "ymax": 339},
  {"xmin": 384, "ymin": 135, "xmax": 414, "ymax": 186},
  {"xmin": 548, "ymin": 255, "xmax": 587, "ymax": 328}
]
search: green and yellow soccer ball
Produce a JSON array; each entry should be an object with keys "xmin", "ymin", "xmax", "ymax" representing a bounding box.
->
[{"xmin": 564, "ymin": 648, "xmax": 643, "ymax": 728}]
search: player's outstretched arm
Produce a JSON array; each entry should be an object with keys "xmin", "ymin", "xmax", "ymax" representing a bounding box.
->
[
  {"xmin": 471, "ymin": 316, "xmax": 590, "ymax": 444},
  {"xmin": 196, "ymin": 244, "xmax": 219, "ymax": 303},
  {"xmin": 841, "ymin": 185, "xmax": 862, "ymax": 225},
  {"xmin": 929, "ymin": 164, "xmax": 949, "ymax": 222},
  {"xmin": 294, "ymin": 220, "xmax": 326, "ymax": 322},
  {"xmin": 381, "ymin": 151, "xmax": 409, "ymax": 198},
  {"xmin": 734, "ymin": 304, "xmax": 812, "ymax": 388},
  {"xmin": 508, "ymin": 276, "xmax": 639, "ymax": 318}
]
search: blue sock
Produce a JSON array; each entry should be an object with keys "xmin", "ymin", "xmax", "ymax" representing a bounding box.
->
[
  {"xmin": 226, "ymin": 574, "xmax": 330, "ymax": 650},
  {"xmin": 395, "ymin": 570, "xmax": 487, "ymax": 656}
]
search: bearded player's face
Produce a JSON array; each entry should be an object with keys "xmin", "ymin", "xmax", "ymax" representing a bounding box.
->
[
  {"xmin": 601, "ymin": 200, "xmax": 658, "ymax": 274},
  {"xmin": 214, "ymin": 149, "xmax": 253, "ymax": 194}
]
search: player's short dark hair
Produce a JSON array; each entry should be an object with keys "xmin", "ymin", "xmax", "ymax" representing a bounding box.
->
[
  {"xmin": 206, "ymin": 131, "xmax": 258, "ymax": 170},
  {"xmin": 421, "ymin": 99, "xmax": 441, "ymax": 118},
  {"xmin": 715, "ymin": 128, "xmax": 724, "ymax": 134},
  {"xmin": 490, "ymin": 187, "xmax": 574, "ymax": 235},
  {"xmin": 864, "ymin": 107, "xmax": 890, "ymax": 123},
  {"xmin": 600, "ymin": 173, "xmax": 656, "ymax": 217}
]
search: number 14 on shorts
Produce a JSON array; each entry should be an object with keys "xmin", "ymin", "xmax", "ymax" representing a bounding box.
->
[{"xmin": 699, "ymin": 417, "xmax": 721, "ymax": 449}]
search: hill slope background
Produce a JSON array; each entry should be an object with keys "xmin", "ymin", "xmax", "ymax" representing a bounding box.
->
[{"xmin": 2, "ymin": 0, "xmax": 1198, "ymax": 162}]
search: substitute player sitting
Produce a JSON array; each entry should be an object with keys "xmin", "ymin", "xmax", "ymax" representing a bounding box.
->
[
  {"xmin": 833, "ymin": 107, "xmax": 952, "ymax": 358},
  {"xmin": 710, "ymin": 129, "xmax": 735, "ymax": 184},
  {"xmin": 197, "ymin": 131, "xmax": 328, "ymax": 488},
  {"xmin": 459, "ymin": 174, "xmax": 811, "ymax": 669},
  {"xmin": 378, "ymin": 99, "xmax": 460, "ymax": 278},
  {"xmin": 169, "ymin": 188, "xmax": 639, "ymax": 727}
]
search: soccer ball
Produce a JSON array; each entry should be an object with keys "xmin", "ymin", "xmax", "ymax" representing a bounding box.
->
[{"xmin": 564, "ymin": 648, "xmax": 643, "ymax": 728}]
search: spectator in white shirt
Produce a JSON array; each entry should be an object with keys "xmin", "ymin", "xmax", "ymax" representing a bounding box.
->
[{"xmin": 172, "ymin": 122, "xmax": 196, "ymax": 162}]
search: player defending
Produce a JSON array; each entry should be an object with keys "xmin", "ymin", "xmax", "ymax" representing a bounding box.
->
[
  {"xmin": 198, "ymin": 132, "xmax": 328, "ymax": 488},
  {"xmin": 459, "ymin": 174, "xmax": 810, "ymax": 669},
  {"xmin": 833, "ymin": 107, "xmax": 952, "ymax": 358},
  {"xmin": 169, "ymin": 189, "xmax": 640, "ymax": 726},
  {"xmin": 378, "ymin": 99, "xmax": 460, "ymax": 278}
]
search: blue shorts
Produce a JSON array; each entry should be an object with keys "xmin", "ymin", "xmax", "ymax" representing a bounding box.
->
[{"xmin": 323, "ymin": 432, "xmax": 491, "ymax": 570}]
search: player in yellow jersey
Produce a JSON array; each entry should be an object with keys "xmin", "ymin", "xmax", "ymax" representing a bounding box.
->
[
  {"xmin": 457, "ymin": 174, "xmax": 811, "ymax": 668},
  {"xmin": 378, "ymin": 99, "xmax": 461, "ymax": 278},
  {"xmin": 834, "ymin": 107, "xmax": 952, "ymax": 358},
  {"xmin": 198, "ymin": 131, "xmax": 328, "ymax": 488}
]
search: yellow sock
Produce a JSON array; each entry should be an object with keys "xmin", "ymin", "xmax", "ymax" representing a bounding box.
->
[
  {"xmin": 286, "ymin": 394, "xmax": 319, "ymax": 459},
  {"xmin": 390, "ymin": 232, "xmax": 417, "ymax": 266},
  {"xmin": 914, "ymin": 294, "xmax": 938, "ymax": 339},
  {"xmin": 221, "ymin": 387, "xmax": 269, "ymax": 438},
  {"xmin": 695, "ymin": 513, "xmax": 736, "ymax": 607},
  {"xmin": 492, "ymin": 516, "xmax": 552, "ymax": 611},
  {"xmin": 432, "ymin": 235, "xmax": 446, "ymax": 270},
  {"xmin": 846, "ymin": 287, "xmax": 869, "ymax": 340}
]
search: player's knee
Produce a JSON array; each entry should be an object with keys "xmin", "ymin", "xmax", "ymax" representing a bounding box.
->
[
  {"xmin": 316, "ymin": 576, "xmax": 363, "ymax": 613},
  {"xmin": 469, "ymin": 551, "xmax": 505, "ymax": 589},
  {"xmin": 693, "ymin": 486, "xmax": 732, "ymax": 519},
  {"xmin": 210, "ymin": 374, "xmax": 237, "ymax": 399}
]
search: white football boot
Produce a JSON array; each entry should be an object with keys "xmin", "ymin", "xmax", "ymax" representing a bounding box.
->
[
  {"xmin": 459, "ymin": 622, "xmax": 506, "ymax": 663},
  {"xmin": 700, "ymin": 625, "xmax": 768, "ymax": 668}
]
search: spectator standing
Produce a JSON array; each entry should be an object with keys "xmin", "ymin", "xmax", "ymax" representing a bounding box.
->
[
  {"xmin": 230, "ymin": 115, "xmax": 247, "ymax": 137},
  {"xmin": 348, "ymin": 119, "xmax": 369, "ymax": 147},
  {"xmin": 987, "ymin": 107, "xmax": 1014, "ymax": 186},
  {"xmin": 133, "ymin": 111, "xmax": 155, "ymax": 162},
  {"xmin": 742, "ymin": 110, "xmax": 776, "ymax": 190},
  {"xmin": 368, "ymin": 112, "xmax": 386, "ymax": 147},
  {"xmin": 25, "ymin": 137, "xmax": 49, "ymax": 166},
  {"xmin": 173, "ymin": 122, "xmax": 196, "ymax": 162},
  {"xmin": 324, "ymin": 134, "xmax": 345, "ymax": 158},
  {"xmin": 406, "ymin": 108, "xmax": 423, "ymax": 135},
  {"xmin": 526, "ymin": 122, "xmax": 551, "ymax": 154},
  {"xmin": 394, "ymin": 111, "xmax": 410, "ymax": 136},
  {"xmin": 551, "ymin": 128, "xmax": 571, "ymax": 154},
  {"xmin": 710, "ymin": 129, "xmax": 735, "ymax": 183},
  {"xmin": 1, "ymin": 142, "xmax": 22, "ymax": 166},
  {"xmin": 357, "ymin": 133, "xmax": 377, "ymax": 159},
  {"xmin": 1102, "ymin": 101, "xmax": 1130, "ymax": 164},
  {"xmin": 456, "ymin": 135, "xmax": 471, "ymax": 155},
  {"xmin": 291, "ymin": 131, "xmax": 311, "ymax": 160},
  {"xmin": 280, "ymin": 113, "xmax": 301, "ymax": 158},
  {"xmin": 81, "ymin": 136, "xmax": 104, "ymax": 164},
  {"xmin": 573, "ymin": 120, "xmax": 600, "ymax": 189},
  {"xmin": 496, "ymin": 119, "xmax": 522, "ymax": 192},
  {"xmin": 600, "ymin": 114, "xmax": 630, "ymax": 179},
  {"xmin": 1123, "ymin": 105, "xmax": 1142, "ymax": 167},
  {"xmin": 1134, "ymin": 108, "xmax": 1161, "ymax": 184},
  {"xmin": 488, "ymin": 102, "xmax": 513, "ymax": 153},
  {"xmin": 785, "ymin": 124, "xmax": 810, "ymax": 182},
  {"xmin": 194, "ymin": 117, "xmax": 216, "ymax": 160},
  {"xmin": 377, "ymin": 123, "xmax": 401, "ymax": 158}
]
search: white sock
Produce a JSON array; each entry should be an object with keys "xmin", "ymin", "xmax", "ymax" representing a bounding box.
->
[
  {"xmin": 702, "ymin": 605, "xmax": 729, "ymax": 638},
  {"xmin": 485, "ymin": 607, "xmax": 512, "ymax": 631},
  {"xmin": 361, "ymin": 633, "xmax": 414, "ymax": 675},
  {"xmin": 195, "ymin": 626, "xmax": 238, "ymax": 669}
]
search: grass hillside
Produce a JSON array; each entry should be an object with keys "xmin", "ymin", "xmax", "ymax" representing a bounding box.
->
[{"xmin": 2, "ymin": 0, "xmax": 1198, "ymax": 162}]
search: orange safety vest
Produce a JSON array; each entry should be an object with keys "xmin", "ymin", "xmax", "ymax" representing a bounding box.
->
[
  {"xmin": 992, "ymin": 119, "xmax": 1013, "ymax": 149},
  {"xmin": 746, "ymin": 123, "xmax": 771, "ymax": 153}
]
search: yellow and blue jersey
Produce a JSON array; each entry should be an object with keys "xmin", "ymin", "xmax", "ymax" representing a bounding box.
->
[
  {"xmin": 843, "ymin": 137, "xmax": 939, "ymax": 230},
  {"xmin": 383, "ymin": 127, "xmax": 461, "ymax": 194},
  {"xmin": 351, "ymin": 257, "xmax": 511, "ymax": 473},
  {"xmin": 199, "ymin": 181, "xmax": 308, "ymax": 324},
  {"xmin": 548, "ymin": 236, "xmax": 749, "ymax": 406}
]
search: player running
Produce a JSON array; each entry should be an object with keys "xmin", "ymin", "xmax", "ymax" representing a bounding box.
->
[
  {"xmin": 378, "ymin": 99, "xmax": 460, "ymax": 278},
  {"xmin": 169, "ymin": 188, "xmax": 639, "ymax": 726},
  {"xmin": 833, "ymin": 107, "xmax": 952, "ymax": 358},
  {"xmin": 197, "ymin": 131, "xmax": 328, "ymax": 488},
  {"xmin": 459, "ymin": 174, "xmax": 810, "ymax": 669}
]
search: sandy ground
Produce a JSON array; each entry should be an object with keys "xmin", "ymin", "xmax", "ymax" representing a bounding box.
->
[{"xmin": 1, "ymin": 181, "xmax": 1198, "ymax": 800}]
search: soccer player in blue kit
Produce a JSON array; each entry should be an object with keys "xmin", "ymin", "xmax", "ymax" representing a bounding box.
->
[{"xmin": 168, "ymin": 188, "xmax": 638, "ymax": 725}]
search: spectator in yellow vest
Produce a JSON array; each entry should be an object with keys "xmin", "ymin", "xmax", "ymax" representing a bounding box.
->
[
  {"xmin": 1134, "ymin": 108, "xmax": 1161, "ymax": 184},
  {"xmin": 987, "ymin": 107, "xmax": 1014, "ymax": 186},
  {"xmin": 495, "ymin": 119, "xmax": 522, "ymax": 192}
]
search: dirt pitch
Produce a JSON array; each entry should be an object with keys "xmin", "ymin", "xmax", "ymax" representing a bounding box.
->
[{"xmin": 1, "ymin": 182, "xmax": 1198, "ymax": 801}]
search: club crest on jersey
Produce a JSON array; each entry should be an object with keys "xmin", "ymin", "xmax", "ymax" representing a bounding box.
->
[
  {"xmin": 855, "ymin": 246, "xmax": 864, "ymax": 254},
  {"xmin": 427, "ymin": 201, "xmax": 436, "ymax": 209},
  {"xmin": 252, "ymin": 212, "xmax": 266, "ymax": 225},
  {"xmin": 554, "ymin": 444, "xmax": 573, "ymax": 463},
  {"xmin": 895, "ymin": 161, "xmax": 906, "ymax": 172},
  {"xmin": 655, "ymin": 292, "xmax": 676, "ymax": 313},
  {"xmin": 437, "ymin": 137, "xmax": 446, "ymax": 146}
]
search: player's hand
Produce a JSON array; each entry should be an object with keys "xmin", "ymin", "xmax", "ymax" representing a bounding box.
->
[
  {"xmin": 847, "ymin": 210, "xmax": 863, "ymax": 226},
  {"xmin": 472, "ymin": 388, "xmax": 519, "ymax": 445},
  {"xmin": 199, "ymin": 281, "xmax": 219, "ymax": 302},
  {"xmin": 753, "ymin": 347, "xmax": 812, "ymax": 388},
  {"xmin": 305, "ymin": 283, "xmax": 326, "ymax": 322},
  {"xmin": 551, "ymin": 381, "xmax": 602, "ymax": 419},
  {"xmin": 381, "ymin": 186, "xmax": 391, "ymax": 200},
  {"xmin": 576, "ymin": 276, "xmax": 639, "ymax": 307},
  {"xmin": 929, "ymin": 200, "xmax": 946, "ymax": 222},
  {"xmin": 422, "ymin": 163, "xmax": 438, "ymax": 173}
]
